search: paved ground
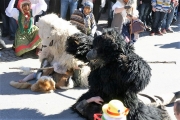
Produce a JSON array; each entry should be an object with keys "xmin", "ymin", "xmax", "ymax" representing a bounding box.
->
[{"xmin": 0, "ymin": 12, "xmax": 180, "ymax": 120}]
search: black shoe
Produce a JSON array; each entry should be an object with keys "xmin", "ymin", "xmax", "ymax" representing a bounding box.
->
[
  {"xmin": 9, "ymin": 36, "xmax": 15, "ymax": 41},
  {"xmin": 0, "ymin": 39, "xmax": 6, "ymax": 49},
  {"xmin": 1, "ymin": 33, "xmax": 8, "ymax": 37}
]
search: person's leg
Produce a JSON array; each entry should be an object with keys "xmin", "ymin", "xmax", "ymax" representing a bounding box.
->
[
  {"xmin": 19, "ymin": 73, "xmax": 36, "ymax": 82},
  {"xmin": 60, "ymin": 0, "xmax": 69, "ymax": 19},
  {"xmin": 1, "ymin": 13, "xmax": 9, "ymax": 37},
  {"xmin": 107, "ymin": 0, "xmax": 114, "ymax": 27},
  {"xmin": 93, "ymin": 0, "xmax": 101, "ymax": 23},
  {"xmin": 156, "ymin": 12, "xmax": 166, "ymax": 33},
  {"xmin": 143, "ymin": 3, "xmax": 151, "ymax": 27},
  {"xmin": 151, "ymin": 11, "xmax": 160, "ymax": 34},
  {"xmin": 9, "ymin": 17, "xmax": 18, "ymax": 40},
  {"xmin": 165, "ymin": 6, "xmax": 175, "ymax": 32},
  {"xmin": 138, "ymin": 3, "xmax": 146, "ymax": 21},
  {"xmin": 69, "ymin": 0, "xmax": 78, "ymax": 17},
  {"xmin": 161, "ymin": 13, "xmax": 167, "ymax": 33}
]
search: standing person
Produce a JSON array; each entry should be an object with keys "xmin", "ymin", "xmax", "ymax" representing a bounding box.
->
[
  {"xmin": 0, "ymin": 0, "xmax": 18, "ymax": 40},
  {"xmin": 60, "ymin": 0, "xmax": 78, "ymax": 20},
  {"xmin": 138, "ymin": 0, "xmax": 152, "ymax": 31},
  {"xmin": 5, "ymin": 0, "xmax": 47, "ymax": 57},
  {"xmin": 111, "ymin": 0, "xmax": 137, "ymax": 33},
  {"xmin": 174, "ymin": 100, "xmax": 180, "ymax": 120},
  {"xmin": 150, "ymin": 0, "xmax": 172, "ymax": 36},
  {"xmin": 47, "ymin": 0, "xmax": 60, "ymax": 16},
  {"xmin": 161, "ymin": 0, "xmax": 179, "ymax": 33}
]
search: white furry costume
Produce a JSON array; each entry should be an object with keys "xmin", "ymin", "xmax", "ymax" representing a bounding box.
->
[{"xmin": 36, "ymin": 14, "xmax": 90, "ymax": 88}]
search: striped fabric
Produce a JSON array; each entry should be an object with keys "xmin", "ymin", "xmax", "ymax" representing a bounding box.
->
[
  {"xmin": 151, "ymin": 0, "xmax": 171, "ymax": 12},
  {"xmin": 70, "ymin": 10, "xmax": 87, "ymax": 34}
]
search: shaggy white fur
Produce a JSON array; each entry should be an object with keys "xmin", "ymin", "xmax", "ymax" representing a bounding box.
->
[{"xmin": 36, "ymin": 13, "xmax": 90, "ymax": 88}]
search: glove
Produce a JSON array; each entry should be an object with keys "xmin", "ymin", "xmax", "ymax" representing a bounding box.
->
[{"xmin": 124, "ymin": 6, "xmax": 131, "ymax": 9}]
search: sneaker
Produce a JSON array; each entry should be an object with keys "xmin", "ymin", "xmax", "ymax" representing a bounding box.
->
[
  {"xmin": 156, "ymin": 31, "xmax": 163, "ymax": 36},
  {"xmin": 161, "ymin": 29, "xmax": 167, "ymax": 34},
  {"xmin": 166, "ymin": 28, "xmax": 174, "ymax": 33},
  {"xmin": 150, "ymin": 32, "xmax": 155, "ymax": 36},
  {"xmin": 9, "ymin": 36, "xmax": 15, "ymax": 41}
]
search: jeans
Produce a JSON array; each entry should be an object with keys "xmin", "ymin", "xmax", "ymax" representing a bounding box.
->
[
  {"xmin": 61, "ymin": 0, "xmax": 78, "ymax": 20},
  {"xmin": 93, "ymin": 0, "xmax": 102, "ymax": 23},
  {"xmin": 107, "ymin": 0, "xmax": 114, "ymax": 27},
  {"xmin": 138, "ymin": 3, "xmax": 151, "ymax": 26},
  {"xmin": 151, "ymin": 11, "xmax": 166, "ymax": 32},
  {"xmin": 162, "ymin": 6, "xmax": 175, "ymax": 29},
  {"xmin": 1, "ymin": 13, "xmax": 18, "ymax": 37}
]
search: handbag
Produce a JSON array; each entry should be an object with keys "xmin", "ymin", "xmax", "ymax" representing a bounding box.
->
[{"xmin": 130, "ymin": 19, "xmax": 145, "ymax": 34}]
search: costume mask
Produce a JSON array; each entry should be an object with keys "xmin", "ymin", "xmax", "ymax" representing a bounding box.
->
[{"xmin": 17, "ymin": 0, "xmax": 31, "ymax": 14}]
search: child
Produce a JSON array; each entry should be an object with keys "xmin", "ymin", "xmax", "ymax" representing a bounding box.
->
[
  {"xmin": 5, "ymin": 0, "xmax": 47, "ymax": 56},
  {"xmin": 70, "ymin": 1, "xmax": 97, "ymax": 37}
]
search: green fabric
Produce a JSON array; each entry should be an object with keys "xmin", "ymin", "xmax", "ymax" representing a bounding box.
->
[
  {"xmin": 18, "ymin": 11, "xmax": 33, "ymax": 34},
  {"xmin": 15, "ymin": 24, "xmax": 41, "ymax": 56}
]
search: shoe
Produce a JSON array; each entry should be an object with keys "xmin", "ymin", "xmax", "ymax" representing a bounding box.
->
[
  {"xmin": 9, "ymin": 36, "xmax": 15, "ymax": 41},
  {"xmin": 150, "ymin": 32, "xmax": 155, "ymax": 36},
  {"xmin": 156, "ymin": 31, "xmax": 163, "ymax": 36},
  {"xmin": 1, "ymin": 33, "xmax": 8, "ymax": 37},
  {"xmin": 161, "ymin": 29, "xmax": 167, "ymax": 34},
  {"xmin": 0, "ymin": 39, "xmax": 6, "ymax": 49},
  {"xmin": 166, "ymin": 28, "xmax": 174, "ymax": 33}
]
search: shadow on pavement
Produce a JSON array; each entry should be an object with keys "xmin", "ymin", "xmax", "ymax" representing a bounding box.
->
[
  {"xmin": 155, "ymin": 42, "xmax": 180, "ymax": 49},
  {"xmin": 0, "ymin": 108, "xmax": 84, "ymax": 120}
]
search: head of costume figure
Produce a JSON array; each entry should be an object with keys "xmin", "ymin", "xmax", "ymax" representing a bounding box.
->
[
  {"xmin": 102, "ymin": 100, "xmax": 129, "ymax": 119},
  {"xmin": 17, "ymin": 0, "xmax": 31, "ymax": 14},
  {"xmin": 83, "ymin": 1, "xmax": 93, "ymax": 15}
]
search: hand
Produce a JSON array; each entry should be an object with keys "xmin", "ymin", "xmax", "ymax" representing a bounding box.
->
[
  {"xmin": 168, "ymin": 9, "xmax": 171, "ymax": 13},
  {"xmin": 152, "ymin": 7, "xmax": 156, "ymax": 12},
  {"xmin": 124, "ymin": 6, "xmax": 131, "ymax": 9},
  {"xmin": 140, "ymin": 1, "xmax": 142, "ymax": 4},
  {"xmin": 87, "ymin": 96, "xmax": 104, "ymax": 105}
]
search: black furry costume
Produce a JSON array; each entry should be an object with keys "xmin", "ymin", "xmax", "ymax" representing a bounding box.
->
[{"xmin": 66, "ymin": 29, "xmax": 171, "ymax": 120}]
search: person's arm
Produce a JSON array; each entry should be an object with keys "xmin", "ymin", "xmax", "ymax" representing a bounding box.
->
[
  {"xmin": 151, "ymin": 0, "xmax": 156, "ymax": 12},
  {"xmin": 5, "ymin": 0, "xmax": 19, "ymax": 20},
  {"xmin": 32, "ymin": 0, "xmax": 47, "ymax": 17},
  {"xmin": 90, "ymin": 14, "xmax": 97, "ymax": 37}
]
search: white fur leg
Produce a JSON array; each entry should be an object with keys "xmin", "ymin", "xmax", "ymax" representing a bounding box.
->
[{"xmin": 60, "ymin": 76, "xmax": 74, "ymax": 89}]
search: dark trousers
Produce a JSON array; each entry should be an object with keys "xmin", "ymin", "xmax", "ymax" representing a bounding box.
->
[
  {"xmin": 1, "ymin": 13, "xmax": 18, "ymax": 37},
  {"xmin": 138, "ymin": 3, "xmax": 151, "ymax": 26},
  {"xmin": 151, "ymin": 11, "xmax": 166, "ymax": 32},
  {"xmin": 93, "ymin": 0, "xmax": 103, "ymax": 23},
  {"xmin": 107, "ymin": 0, "xmax": 114, "ymax": 27}
]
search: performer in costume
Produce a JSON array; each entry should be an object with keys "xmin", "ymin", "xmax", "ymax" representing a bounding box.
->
[{"xmin": 5, "ymin": 0, "xmax": 47, "ymax": 56}]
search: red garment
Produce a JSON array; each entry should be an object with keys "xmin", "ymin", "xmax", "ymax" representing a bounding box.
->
[{"xmin": 17, "ymin": 0, "xmax": 31, "ymax": 11}]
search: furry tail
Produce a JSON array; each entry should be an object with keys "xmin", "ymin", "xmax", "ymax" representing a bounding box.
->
[
  {"xmin": 10, "ymin": 81, "xmax": 31, "ymax": 89},
  {"xmin": 128, "ymin": 101, "xmax": 171, "ymax": 120}
]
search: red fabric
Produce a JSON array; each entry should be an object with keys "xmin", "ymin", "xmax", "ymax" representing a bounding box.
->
[
  {"xmin": 17, "ymin": 0, "xmax": 31, "ymax": 11},
  {"xmin": 94, "ymin": 114, "xmax": 102, "ymax": 120},
  {"xmin": 15, "ymin": 35, "xmax": 40, "ymax": 53}
]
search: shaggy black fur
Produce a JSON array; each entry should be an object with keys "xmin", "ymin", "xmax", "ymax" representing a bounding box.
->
[
  {"xmin": 66, "ymin": 33, "xmax": 93, "ymax": 63},
  {"xmin": 66, "ymin": 29, "xmax": 171, "ymax": 120}
]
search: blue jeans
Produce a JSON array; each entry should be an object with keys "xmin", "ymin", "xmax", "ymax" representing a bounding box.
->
[
  {"xmin": 162, "ymin": 6, "xmax": 175, "ymax": 29},
  {"xmin": 61, "ymin": 0, "xmax": 78, "ymax": 20},
  {"xmin": 1, "ymin": 13, "xmax": 18, "ymax": 37},
  {"xmin": 151, "ymin": 11, "xmax": 166, "ymax": 32},
  {"xmin": 138, "ymin": 3, "xmax": 151, "ymax": 26}
]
